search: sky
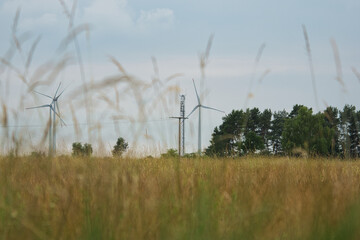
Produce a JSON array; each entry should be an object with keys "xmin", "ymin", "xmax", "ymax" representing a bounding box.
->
[{"xmin": 0, "ymin": 0, "xmax": 360, "ymax": 155}]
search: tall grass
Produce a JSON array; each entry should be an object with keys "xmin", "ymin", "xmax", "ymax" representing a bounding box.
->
[{"xmin": 0, "ymin": 156, "xmax": 359, "ymax": 239}]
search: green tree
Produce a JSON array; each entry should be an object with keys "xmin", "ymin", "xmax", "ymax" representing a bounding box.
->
[
  {"xmin": 259, "ymin": 109, "xmax": 272, "ymax": 151},
  {"xmin": 270, "ymin": 110, "xmax": 288, "ymax": 155},
  {"xmin": 340, "ymin": 105, "xmax": 359, "ymax": 158},
  {"xmin": 206, "ymin": 126, "xmax": 230, "ymax": 157},
  {"xmin": 289, "ymin": 104, "xmax": 305, "ymax": 119},
  {"xmin": 206, "ymin": 108, "xmax": 269, "ymax": 156},
  {"xmin": 242, "ymin": 108, "xmax": 269, "ymax": 154},
  {"xmin": 72, "ymin": 142, "xmax": 83, "ymax": 156},
  {"xmin": 324, "ymin": 106, "xmax": 341, "ymax": 156},
  {"xmin": 245, "ymin": 108, "xmax": 261, "ymax": 133},
  {"xmin": 282, "ymin": 106, "xmax": 334, "ymax": 156},
  {"xmin": 206, "ymin": 110, "xmax": 246, "ymax": 156},
  {"xmin": 83, "ymin": 143, "xmax": 93, "ymax": 157},
  {"xmin": 72, "ymin": 142, "xmax": 93, "ymax": 157},
  {"xmin": 112, "ymin": 137, "xmax": 129, "ymax": 157},
  {"xmin": 241, "ymin": 131, "xmax": 264, "ymax": 154}
]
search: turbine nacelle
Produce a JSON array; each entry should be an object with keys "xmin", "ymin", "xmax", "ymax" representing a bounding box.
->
[{"xmin": 33, "ymin": 82, "xmax": 66, "ymax": 126}]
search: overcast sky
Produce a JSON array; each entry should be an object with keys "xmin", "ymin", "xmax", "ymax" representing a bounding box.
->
[{"xmin": 1, "ymin": 0, "xmax": 360, "ymax": 154}]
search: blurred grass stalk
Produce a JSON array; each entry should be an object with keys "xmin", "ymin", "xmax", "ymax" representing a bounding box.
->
[{"xmin": 0, "ymin": 5, "xmax": 181, "ymax": 156}]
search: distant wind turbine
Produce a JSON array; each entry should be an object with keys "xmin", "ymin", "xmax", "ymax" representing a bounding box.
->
[
  {"xmin": 187, "ymin": 79, "xmax": 224, "ymax": 155},
  {"xmin": 27, "ymin": 83, "xmax": 66, "ymax": 155}
]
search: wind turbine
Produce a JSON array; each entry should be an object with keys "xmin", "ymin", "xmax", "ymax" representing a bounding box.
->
[
  {"xmin": 187, "ymin": 79, "xmax": 225, "ymax": 155},
  {"xmin": 27, "ymin": 83, "xmax": 66, "ymax": 155}
]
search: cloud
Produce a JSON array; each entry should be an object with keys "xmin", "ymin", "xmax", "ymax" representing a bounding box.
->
[
  {"xmin": 137, "ymin": 8, "xmax": 174, "ymax": 29},
  {"xmin": 1, "ymin": 0, "xmax": 175, "ymax": 34},
  {"xmin": 82, "ymin": 0, "xmax": 133, "ymax": 31},
  {"xmin": 82, "ymin": 0, "xmax": 174, "ymax": 34},
  {"xmin": 0, "ymin": 0, "xmax": 67, "ymax": 33}
]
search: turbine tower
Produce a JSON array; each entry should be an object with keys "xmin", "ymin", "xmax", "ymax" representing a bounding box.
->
[
  {"xmin": 170, "ymin": 95, "xmax": 187, "ymax": 157},
  {"xmin": 187, "ymin": 79, "xmax": 224, "ymax": 155},
  {"xmin": 180, "ymin": 95, "xmax": 185, "ymax": 156},
  {"xmin": 27, "ymin": 83, "xmax": 66, "ymax": 156}
]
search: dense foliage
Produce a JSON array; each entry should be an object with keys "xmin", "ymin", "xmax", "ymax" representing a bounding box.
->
[
  {"xmin": 206, "ymin": 105, "xmax": 360, "ymax": 158},
  {"xmin": 72, "ymin": 142, "xmax": 93, "ymax": 157}
]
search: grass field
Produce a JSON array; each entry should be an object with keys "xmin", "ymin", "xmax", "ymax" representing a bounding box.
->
[{"xmin": 0, "ymin": 156, "xmax": 360, "ymax": 240}]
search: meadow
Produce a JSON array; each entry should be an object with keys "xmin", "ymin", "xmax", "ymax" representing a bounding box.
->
[
  {"xmin": 1, "ymin": 156, "xmax": 360, "ymax": 240},
  {"xmin": 1, "ymin": 2, "xmax": 360, "ymax": 240}
]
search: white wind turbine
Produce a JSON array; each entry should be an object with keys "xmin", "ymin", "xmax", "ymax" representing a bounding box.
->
[
  {"xmin": 27, "ymin": 83, "xmax": 66, "ymax": 156},
  {"xmin": 187, "ymin": 79, "xmax": 224, "ymax": 155}
]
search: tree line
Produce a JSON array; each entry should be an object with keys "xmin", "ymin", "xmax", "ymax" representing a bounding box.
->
[{"xmin": 205, "ymin": 104, "xmax": 360, "ymax": 158}]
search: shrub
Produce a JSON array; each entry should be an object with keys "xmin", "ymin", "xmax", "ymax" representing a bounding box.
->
[
  {"xmin": 161, "ymin": 148, "xmax": 178, "ymax": 158},
  {"xmin": 72, "ymin": 142, "xmax": 93, "ymax": 157},
  {"xmin": 112, "ymin": 137, "xmax": 129, "ymax": 157}
]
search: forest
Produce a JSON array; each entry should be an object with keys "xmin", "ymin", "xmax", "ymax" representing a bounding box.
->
[{"xmin": 206, "ymin": 104, "xmax": 360, "ymax": 158}]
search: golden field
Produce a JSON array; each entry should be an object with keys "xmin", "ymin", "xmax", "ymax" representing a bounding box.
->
[{"xmin": 0, "ymin": 156, "xmax": 360, "ymax": 240}]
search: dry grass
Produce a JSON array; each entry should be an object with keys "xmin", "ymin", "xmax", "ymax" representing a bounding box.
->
[{"xmin": 0, "ymin": 156, "xmax": 359, "ymax": 240}]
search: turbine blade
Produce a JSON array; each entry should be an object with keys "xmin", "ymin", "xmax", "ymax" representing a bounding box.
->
[
  {"xmin": 201, "ymin": 105, "xmax": 225, "ymax": 114},
  {"xmin": 187, "ymin": 105, "xmax": 200, "ymax": 118},
  {"xmin": 192, "ymin": 79, "xmax": 200, "ymax": 104},
  {"xmin": 55, "ymin": 101, "xmax": 60, "ymax": 115},
  {"xmin": 26, "ymin": 104, "xmax": 50, "ymax": 109},
  {"xmin": 51, "ymin": 106, "xmax": 66, "ymax": 126},
  {"xmin": 56, "ymin": 82, "xmax": 71, "ymax": 99},
  {"xmin": 54, "ymin": 82, "xmax": 61, "ymax": 98},
  {"xmin": 59, "ymin": 117, "xmax": 66, "ymax": 126},
  {"xmin": 55, "ymin": 102, "xmax": 66, "ymax": 126},
  {"xmin": 33, "ymin": 90, "xmax": 52, "ymax": 99},
  {"xmin": 57, "ymin": 89, "xmax": 65, "ymax": 99}
]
